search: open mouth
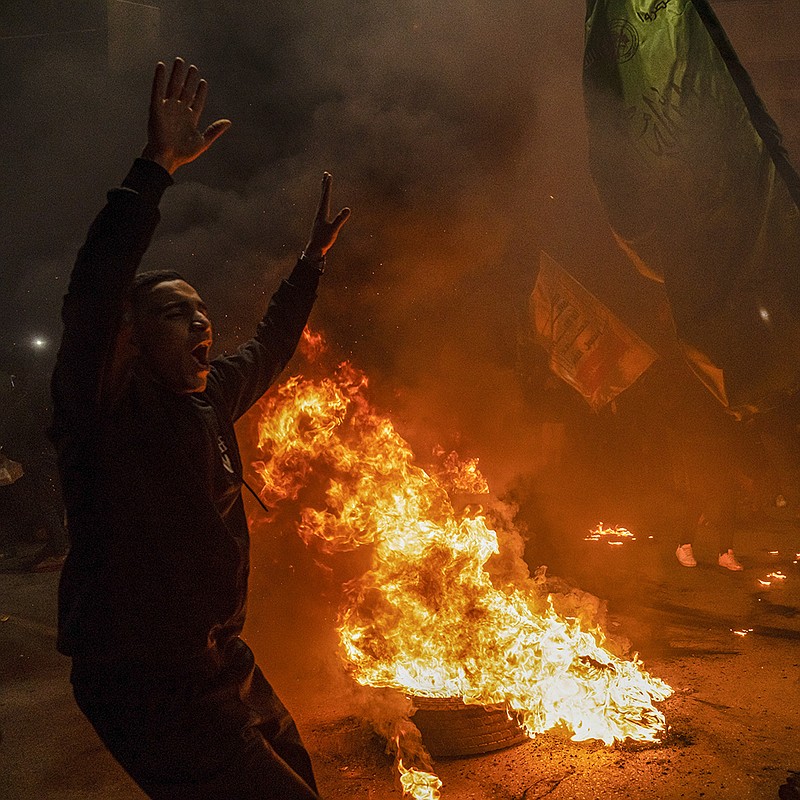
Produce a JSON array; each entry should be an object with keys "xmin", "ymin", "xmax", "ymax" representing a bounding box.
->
[{"xmin": 191, "ymin": 342, "xmax": 211, "ymax": 370}]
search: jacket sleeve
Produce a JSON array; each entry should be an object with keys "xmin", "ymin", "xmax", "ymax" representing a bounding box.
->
[
  {"xmin": 206, "ymin": 259, "xmax": 321, "ymax": 423},
  {"xmin": 50, "ymin": 159, "xmax": 173, "ymax": 442}
]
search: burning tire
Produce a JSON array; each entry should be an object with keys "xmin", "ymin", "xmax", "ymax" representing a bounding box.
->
[{"xmin": 411, "ymin": 696, "xmax": 530, "ymax": 757}]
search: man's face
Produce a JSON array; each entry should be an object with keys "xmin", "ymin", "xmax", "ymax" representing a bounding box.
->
[{"xmin": 133, "ymin": 279, "xmax": 213, "ymax": 393}]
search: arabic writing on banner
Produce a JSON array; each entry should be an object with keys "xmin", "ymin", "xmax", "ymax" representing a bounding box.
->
[
  {"xmin": 583, "ymin": 0, "xmax": 800, "ymax": 416},
  {"xmin": 530, "ymin": 252, "xmax": 657, "ymax": 411}
]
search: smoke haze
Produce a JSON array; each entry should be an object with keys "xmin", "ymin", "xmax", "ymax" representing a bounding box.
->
[
  {"xmin": 3, "ymin": 2, "xmax": 795, "ymax": 670},
  {"xmin": 1, "ymin": 1, "xmax": 653, "ymax": 448}
]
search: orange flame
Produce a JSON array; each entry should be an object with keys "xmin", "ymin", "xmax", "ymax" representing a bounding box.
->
[
  {"xmin": 431, "ymin": 446, "xmax": 490, "ymax": 495},
  {"xmin": 398, "ymin": 760, "xmax": 443, "ymax": 800},
  {"xmin": 298, "ymin": 325, "xmax": 328, "ymax": 362},
  {"xmin": 253, "ymin": 361, "xmax": 672, "ymax": 793}
]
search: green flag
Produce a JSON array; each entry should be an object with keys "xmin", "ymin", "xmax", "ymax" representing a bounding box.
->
[{"xmin": 583, "ymin": 0, "xmax": 800, "ymax": 416}]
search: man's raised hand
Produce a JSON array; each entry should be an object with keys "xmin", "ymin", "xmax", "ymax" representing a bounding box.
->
[
  {"xmin": 303, "ymin": 173, "xmax": 351, "ymax": 262},
  {"xmin": 142, "ymin": 58, "xmax": 231, "ymax": 175}
]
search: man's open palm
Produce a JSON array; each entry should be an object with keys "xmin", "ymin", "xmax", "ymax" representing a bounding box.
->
[{"xmin": 143, "ymin": 58, "xmax": 231, "ymax": 174}]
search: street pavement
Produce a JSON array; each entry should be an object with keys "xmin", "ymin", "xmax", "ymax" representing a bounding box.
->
[{"xmin": 1, "ymin": 512, "xmax": 799, "ymax": 799}]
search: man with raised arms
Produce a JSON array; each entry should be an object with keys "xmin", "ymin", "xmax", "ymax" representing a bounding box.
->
[{"xmin": 50, "ymin": 57, "xmax": 349, "ymax": 799}]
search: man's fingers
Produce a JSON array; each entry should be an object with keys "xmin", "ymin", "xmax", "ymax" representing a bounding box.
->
[
  {"xmin": 165, "ymin": 57, "xmax": 186, "ymax": 99},
  {"xmin": 190, "ymin": 80, "xmax": 209, "ymax": 125},
  {"xmin": 316, "ymin": 172, "xmax": 332, "ymax": 222},
  {"xmin": 331, "ymin": 207, "xmax": 351, "ymax": 234},
  {"xmin": 150, "ymin": 61, "xmax": 166, "ymax": 115},
  {"xmin": 180, "ymin": 64, "xmax": 200, "ymax": 104},
  {"xmin": 202, "ymin": 119, "xmax": 232, "ymax": 149}
]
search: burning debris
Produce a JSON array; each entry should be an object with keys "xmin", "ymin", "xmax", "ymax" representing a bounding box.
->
[
  {"xmin": 584, "ymin": 523, "xmax": 637, "ymax": 546},
  {"xmin": 759, "ymin": 572, "xmax": 789, "ymax": 589},
  {"xmin": 252, "ymin": 346, "xmax": 672, "ymax": 796},
  {"xmin": 348, "ymin": 688, "xmax": 442, "ymax": 799},
  {"xmin": 398, "ymin": 761, "xmax": 443, "ymax": 800}
]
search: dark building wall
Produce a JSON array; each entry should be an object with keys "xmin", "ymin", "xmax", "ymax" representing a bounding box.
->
[
  {"xmin": 0, "ymin": 1, "xmax": 164, "ymax": 70},
  {"xmin": 0, "ymin": 1, "xmax": 106, "ymax": 67},
  {"xmin": 0, "ymin": 1, "xmax": 106, "ymax": 38},
  {"xmin": 0, "ymin": 1, "xmax": 166, "ymax": 348}
]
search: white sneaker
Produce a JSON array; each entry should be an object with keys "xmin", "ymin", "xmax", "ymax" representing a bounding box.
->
[
  {"xmin": 676, "ymin": 544, "xmax": 697, "ymax": 567},
  {"xmin": 718, "ymin": 549, "xmax": 743, "ymax": 571}
]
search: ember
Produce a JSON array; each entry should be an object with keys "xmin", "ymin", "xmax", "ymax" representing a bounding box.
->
[{"xmin": 253, "ymin": 351, "xmax": 672, "ymax": 795}]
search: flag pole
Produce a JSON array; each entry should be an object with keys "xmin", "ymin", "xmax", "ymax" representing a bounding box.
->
[{"xmin": 690, "ymin": 0, "xmax": 800, "ymax": 209}]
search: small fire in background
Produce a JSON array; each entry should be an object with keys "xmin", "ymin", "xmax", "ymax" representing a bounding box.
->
[
  {"xmin": 731, "ymin": 628, "xmax": 754, "ymax": 638},
  {"xmin": 253, "ymin": 337, "xmax": 672, "ymax": 797},
  {"xmin": 768, "ymin": 549, "xmax": 800, "ymax": 566},
  {"xmin": 584, "ymin": 523, "xmax": 637, "ymax": 546},
  {"xmin": 759, "ymin": 571, "xmax": 788, "ymax": 587}
]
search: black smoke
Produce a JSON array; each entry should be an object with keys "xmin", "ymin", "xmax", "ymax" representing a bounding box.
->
[
  {"xmin": 1, "ymin": 1, "xmax": 654, "ymax": 451},
  {"xmin": 5, "ymin": 2, "xmax": 780, "ymax": 656}
]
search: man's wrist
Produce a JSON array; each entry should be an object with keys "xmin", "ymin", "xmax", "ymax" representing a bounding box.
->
[
  {"xmin": 300, "ymin": 250, "xmax": 326, "ymax": 273},
  {"xmin": 141, "ymin": 145, "xmax": 178, "ymax": 175},
  {"xmin": 123, "ymin": 158, "xmax": 174, "ymax": 205}
]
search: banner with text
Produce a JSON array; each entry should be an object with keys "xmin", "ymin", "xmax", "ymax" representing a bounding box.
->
[{"xmin": 530, "ymin": 252, "xmax": 657, "ymax": 411}]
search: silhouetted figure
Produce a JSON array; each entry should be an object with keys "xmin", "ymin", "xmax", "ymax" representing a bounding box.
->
[
  {"xmin": 50, "ymin": 59, "xmax": 349, "ymax": 799},
  {"xmin": 620, "ymin": 358, "xmax": 747, "ymax": 571}
]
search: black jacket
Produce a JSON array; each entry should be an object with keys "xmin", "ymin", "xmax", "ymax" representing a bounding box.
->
[{"xmin": 51, "ymin": 159, "xmax": 320, "ymax": 672}]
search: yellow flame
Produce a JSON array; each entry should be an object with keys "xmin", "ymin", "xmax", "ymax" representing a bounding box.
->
[
  {"xmin": 398, "ymin": 761, "xmax": 443, "ymax": 800},
  {"xmin": 254, "ymin": 363, "xmax": 673, "ymax": 791}
]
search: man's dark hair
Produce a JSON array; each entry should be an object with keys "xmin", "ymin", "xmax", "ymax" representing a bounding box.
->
[{"xmin": 126, "ymin": 270, "xmax": 187, "ymax": 313}]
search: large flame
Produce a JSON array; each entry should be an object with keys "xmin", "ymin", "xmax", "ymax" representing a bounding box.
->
[{"xmin": 254, "ymin": 358, "xmax": 672, "ymax": 796}]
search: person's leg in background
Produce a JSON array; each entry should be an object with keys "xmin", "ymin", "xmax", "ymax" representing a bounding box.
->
[{"xmin": 26, "ymin": 456, "xmax": 69, "ymax": 571}]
